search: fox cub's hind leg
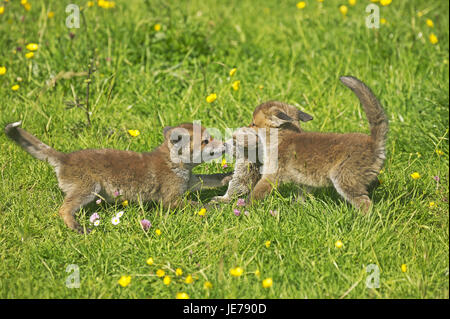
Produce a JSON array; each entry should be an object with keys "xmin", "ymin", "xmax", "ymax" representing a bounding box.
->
[
  {"xmin": 58, "ymin": 190, "xmax": 96, "ymax": 234},
  {"xmin": 330, "ymin": 171, "xmax": 372, "ymax": 213}
]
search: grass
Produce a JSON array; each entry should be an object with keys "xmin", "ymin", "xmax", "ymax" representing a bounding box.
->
[{"xmin": 0, "ymin": 0, "xmax": 448, "ymax": 299}]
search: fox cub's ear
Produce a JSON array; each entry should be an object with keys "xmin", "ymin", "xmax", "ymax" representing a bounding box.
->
[
  {"xmin": 164, "ymin": 126, "xmax": 190, "ymax": 146},
  {"xmin": 269, "ymin": 111, "xmax": 295, "ymax": 127},
  {"xmin": 163, "ymin": 126, "xmax": 173, "ymax": 139}
]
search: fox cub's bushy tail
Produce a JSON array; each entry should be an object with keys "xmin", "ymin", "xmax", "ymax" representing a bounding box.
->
[
  {"xmin": 340, "ymin": 76, "xmax": 388, "ymax": 159},
  {"xmin": 5, "ymin": 121, "xmax": 63, "ymax": 167}
]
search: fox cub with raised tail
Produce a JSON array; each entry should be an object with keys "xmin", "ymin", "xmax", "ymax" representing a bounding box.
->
[
  {"xmin": 5, "ymin": 122, "xmax": 230, "ymax": 233},
  {"xmin": 246, "ymin": 76, "xmax": 388, "ymax": 212}
]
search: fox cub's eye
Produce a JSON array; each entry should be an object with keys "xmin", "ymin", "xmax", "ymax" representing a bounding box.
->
[{"xmin": 202, "ymin": 139, "xmax": 209, "ymax": 145}]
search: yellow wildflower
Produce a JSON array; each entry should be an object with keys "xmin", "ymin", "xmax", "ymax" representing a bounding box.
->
[
  {"xmin": 156, "ymin": 269, "xmax": 165, "ymax": 277},
  {"xmin": 380, "ymin": 18, "xmax": 387, "ymax": 24},
  {"xmin": 0, "ymin": 6, "xmax": 4, "ymax": 14},
  {"xmin": 185, "ymin": 275, "xmax": 194, "ymax": 284},
  {"xmin": 176, "ymin": 268, "xmax": 183, "ymax": 276},
  {"xmin": 262, "ymin": 278, "xmax": 273, "ymax": 288},
  {"xmin": 87, "ymin": 1, "xmax": 95, "ymax": 7},
  {"xmin": 122, "ymin": 200, "xmax": 128, "ymax": 207},
  {"xmin": 154, "ymin": 24, "xmax": 161, "ymax": 31},
  {"xmin": 231, "ymin": 80, "xmax": 240, "ymax": 91},
  {"xmin": 221, "ymin": 158, "xmax": 227, "ymax": 168},
  {"xmin": 118, "ymin": 275, "xmax": 131, "ymax": 287},
  {"xmin": 348, "ymin": 0, "xmax": 356, "ymax": 6},
  {"xmin": 155, "ymin": 229, "xmax": 162, "ymax": 236},
  {"xmin": 198, "ymin": 208, "xmax": 206, "ymax": 217},
  {"xmin": 229, "ymin": 68, "xmax": 237, "ymax": 77},
  {"xmin": 146, "ymin": 257, "xmax": 154, "ymax": 265},
  {"xmin": 265, "ymin": 240, "xmax": 271, "ymax": 248},
  {"xmin": 410, "ymin": 172, "xmax": 420, "ymax": 180},
  {"xmin": 296, "ymin": 2, "xmax": 306, "ymax": 9},
  {"xmin": 380, "ymin": 0, "xmax": 392, "ymax": 6},
  {"xmin": 417, "ymin": 11, "xmax": 424, "ymax": 17},
  {"xmin": 26, "ymin": 43, "xmax": 38, "ymax": 51},
  {"xmin": 128, "ymin": 129, "xmax": 140, "ymax": 137},
  {"xmin": 0, "ymin": 66, "xmax": 6, "ymax": 75},
  {"xmin": 24, "ymin": 3, "xmax": 31, "ymax": 11},
  {"xmin": 436, "ymin": 149, "xmax": 444, "ymax": 156},
  {"xmin": 335, "ymin": 240, "xmax": 343, "ymax": 249},
  {"xmin": 176, "ymin": 292, "xmax": 189, "ymax": 299},
  {"xmin": 339, "ymin": 5, "xmax": 348, "ymax": 16},
  {"xmin": 12, "ymin": 84, "xmax": 20, "ymax": 91},
  {"xmin": 426, "ymin": 19, "xmax": 434, "ymax": 27},
  {"xmin": 229, "ymin": 267, "xmax": 244, "ymax": 277},
  {"xmin": 25, "ymin": 52, "xmax": 34, "ymax": 59},
  {"xmin": 47, "ymin": 11, "xmax": 55, "ymax": 18},
  {"xmin": 255, "ymin": 269, "xmax": 260, "ymax": 277},
  {"xmin": 429, "ymin": 33, "xmax": 438, "ymax": 45},
  {"xmin": 21, "ymin": 0, "xmax": 28, "ymax": 4},
  {"xmin": 204, "ymin": 281, "xmax": 213, "ymax": 289},
  {"xmin": 429, "ymin": 202, "xmax": 436, "ymax": 208},
  {"xmin": 163, "ymin": 276, "xmax": 171, "ymax": 285},
  {"xmin": 258, "ymin": 85, "xmax": 264, "ymax": 90},
  {"xmin": 401, "ymin": 264, "xmax": 407, "ymax": 273},
  {"xmin": 206, "ymin": 93, "xmax": 217, "ymax": 103}
]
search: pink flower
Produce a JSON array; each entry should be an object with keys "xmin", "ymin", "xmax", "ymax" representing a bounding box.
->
[
  {"xmin": 233, "ymin": 209, "xmax": 241, "ymax": 217},
  {"xmin": 113, "ymin": 190, "xmax": 120, "ymax": 197},
  {"xmin": 434, "ymin": 176, "xmax": 440, "ymax": 182},
  {"xmin": 90, "ymin": 213, "xmax": 100, "ymax": 223},
  {"xmin": 236, "ymin": 198, "xmax": 245, "ymax": 206},
  {"xmin": 270, "ymin": 210, "xmax": 278, "ymax": 217},
  {"xmin": 96, "ymin": 199, "xmax": 102, "ymax": 205},
  {"xmin": 140, "ymin": 219, "xmax": 151, "ymax": 231}
]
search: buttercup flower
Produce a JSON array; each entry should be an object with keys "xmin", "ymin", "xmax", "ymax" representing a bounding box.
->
[
  {"xmin": 176, "ymin": 268, "xmax": 183, "ymax": 276},
  {"xmin": 339, "ymin": 5, "xmax": 348, "ymax": 16},
  {"xmin": 87, "ymin": 1, "xmax": 95, "ymax": 7},
  {"xmin": 122, "ymin": 200, "xmax": 128, "ymax": 207},
  {"xmin": 12, "ymin": 85, "xmax": 20, "ymax": 91},
  {"xmin": 0, "ymin": 7, "xmax": 4, "ymax": 15},
  {"xmin": 348, "ymin": 0, "xmax": 356, "ymax": 6},
  {"xmin": 0, "ymin": 66, "xmax": 6, "ymax": 75},
  {"xmin": 155, "ymin": 229, "xmax": 162, "ymax": 236},
  {"xmin": 410, "ymin": 172, "xmax": 420, "ymax": 180},
  {"xmin": 429, "ymin": 33, "xmax": 438, "ymax": 45},
  {"xmin": 25, "ymin": 52, "xmax": 34, "ymax": 59},
  {"xmin": 426, "ymin": 19, "xmax": 434, "ymax": 27},
  {"xmin": 436, "ymin": 149, "xmax": 444, "ymax": 156},
  {"xmin": 265, "ymin": 240, "xmax": 271, "ymax": 248},
  {"xmin": 154, "ymin": 24, "xmax": 161, "ymax": 31},
  {"xmin": 296, "ymin": 2, "xmax": 306, "ymax": 9},
  {"xmin": 221, "ymin": 158, "xmax": 228, "ymax": 168},
  {"xmin": 156, "ymin": 269, "xmax": 165, "ymax": 277},
  {"xmin": 204, "ymin": 281, "xmax": 213, "ymax": 289},
  {"xmin": 163, "ymin": 276, "xmax": 171, "ymax": 285},
  {"xmin": 335, "ymin": 240, "xmax": 343, "ymax": 249},
  {"xmin": 47, "ymin": 11, "xmax": 55, "ymax": 18},
  {"xmin": 146, "ymin": 257, "xmax": 154, "ymax": 265},
  {"xmin": 118, "ymin": 275, "xmax": 131, "ymax": 287},
  {"xmin": 229, "ymin": 267, "xmax": 243, "ymax": 277},
  {"xmin": 255, "ymin": 269, "xmax": 260, "ymax": 277},
  {"xmin": 229, "ymin": 68, "xmax": 237, "ymax": 77},
  {"xmin": 206, "ymin": 93, "xmax": 217, "ymax": 103},
  {"xmin": 198, "ymin": 208, "xmax": 206, "ymax": 217},
  {"xmin": 262, "ymin": 278, "xmax": 273, "ymax": 288},
  {"xmin": 429, "ymin": 202, "xmax": 436, "ymax": 208},
  {"xmin": 380, "ymin": 0, "xmax": 392, "ymax": 6},
  {"xmin": 26, "ymin": 43, "xmax": 38, "ymax": 51},
  {"xmin": 185, "ymin": 275, "xmax": 194, "ymax": 284},
  {"xmin": 231, "ymin": 80, "xmax": 240, "ymax": 91},
  {"xmin": 401, "ymin": 264, "xmax": 407, "ymax": 273},
  {"xmin": 111, "ymin": 216, "xmax": 120, "ymax": 225},
  {"xmin": 90, "ymin": 213, "xmax": 100, "ymax": 223},
  {"xmin": 176, "ymin": 292, "xmax": 189, "ymax": 299},
  {"xmin": 380, "ymin": 18, "xmax": 387, "ymax": 25},
  {"xmin": 140, "ymin": 219, "xmax": 151, "ymax": 231},
  {"xmin": 128, "ymin": 129, "xmax": 140, "ymax": 137}
]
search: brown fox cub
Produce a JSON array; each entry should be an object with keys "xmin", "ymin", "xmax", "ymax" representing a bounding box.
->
[
  {"xmin": 5, "ymin": 122, "xmax": 230, "ymax": 233},
  {"xmin": 246, "ymin": 76, "xmax": 388, "ymax": 211}
]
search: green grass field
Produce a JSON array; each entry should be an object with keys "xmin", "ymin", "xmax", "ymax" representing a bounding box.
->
[{"xmin": 0, "ymin": 0, "xmax": 448, "ymax": 299}]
